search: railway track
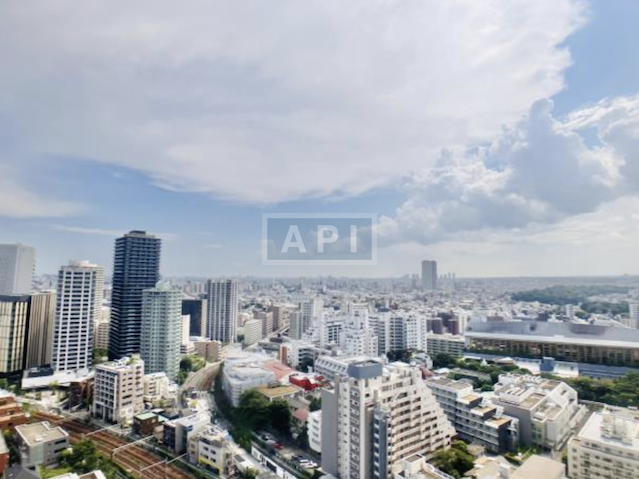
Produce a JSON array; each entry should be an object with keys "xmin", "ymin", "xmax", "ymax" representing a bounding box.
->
[{"xmin": 32, "ymin": 411, "xmax": 192, "ymax": 479}]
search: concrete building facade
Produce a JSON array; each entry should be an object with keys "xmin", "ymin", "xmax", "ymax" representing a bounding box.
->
[
  {"xmin": 206, "ymin": 279, "xmax": 238, "ymax": 344},
  {"xmin": 427, "ymin": 378, "xmax": 519, "ymax": 452},
  {"xmin": 493, "ymin": 374, "xmax": 586, "ymax": 450},
  {"xmin": 25, "ymin": 291, "xmax": 56, "ymax": 368},
  {"xmin": 568, "ymin": 408, "xmax": 639, "ymax": 479},
  {"xmin": 93, "ymin": 355, "xmax": 144, "ymax": 424},
  {"xmin": 0, "ymin": 244, "xmax": 35, "ymax": 295},
  {"xmin": 140, "ymin": 283, "xmax": 182, "ymax": 381},
  {"xmin": 321, "ymin": 361, "xmax": 454, "ymax": 479},
  {"xmin": 421, "ymin": 260, "xmax": 437, "ymax": 291},
  {"xmin": 53, "ymin": 261, "xmax": 104, "ymax": 372},
  {"xmin": 0, "ymin": 295, "xmax": 29, "ymax": 378}
]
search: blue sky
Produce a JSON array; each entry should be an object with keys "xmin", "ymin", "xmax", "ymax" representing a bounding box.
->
[{"xmin": 0, "ymin": 0, "xmax": 638, "ymax": 278}]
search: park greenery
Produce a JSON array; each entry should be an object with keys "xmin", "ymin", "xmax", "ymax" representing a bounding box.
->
[
  {"xmin": 432, "ymin": 353, "xmax": 532, "ymax": 390},
  {"xmin": 546, "ymin": 371, "xmax": 639, "ymax": 408},
  {"xmin": 214, "ymin": 373, "xmax": 292, "ymax": 450},
  {"xmin": 431, "ymin": 441, "xmax": 475, "ymax": 479},
  {"xmin": 511, "ymin": 285, "xmax": 630, "ymax": 308},
  {"xmin": 177, "ymin": 354, "xmax": 207, "ymax": 384}
]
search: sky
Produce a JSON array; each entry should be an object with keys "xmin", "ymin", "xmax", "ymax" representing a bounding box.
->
[{"xmin": 0, "ymin": 0, "xmax": 638, "ymax": 278}]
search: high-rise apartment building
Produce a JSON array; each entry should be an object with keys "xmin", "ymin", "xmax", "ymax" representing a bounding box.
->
[
  {"xmin": 206, "ymin": 279, "xmax": 238, "ymax": 344},
  {"xmin": 290, "ymin": 297, "xmax": 323, "ymax": 340},
  {"xmin": 0, "ymin": 295, "xmax": 29, "ymax": 379},
  {"xmin": 376, "ymin": 313, "xmax": 427, "ymax": 355},
  {"xmin": 93, "ymin": 306, "xmax": 111, "ymax": 351},
  {"xmin": 421, "ymin": 260, "xmax": 437, "ymax": 291},
  {"xmin": 53, "ymin": 261, "xmax": 104, "ymax": 372},
  {"xmin": 0, "ymin": 244, "xmax": 35, "ymax": 295},
  {"xmin": 109, "ymin": 231, "xmax": 161, "ymax": 360},
  {"xmin": 568, "ymin": 408, "xmax": 639, "ymax": 479},
  {"xmin": 339, "ymin": 306, "xmax": 378, "ymax": 357},
  {"xmin": 93, "ymin": 355, "xmax": 144, "ymax": 424},
  {"xmin": 182, "ymin": 298, "xmax": 208, "ymax": 337},
  {"xmin": 254, "ymin": 310, "xmax": 273, "ymax": 337},
  {"xmin": 268, "ymin": 305, "xmax": 289, "ymax": 330},
  {"xmin": 321, "ymin": 361, "xmax": 454, "ymax": 479},
  {"xmin": 243, "ymin": 319, "xmax": 263, "ymax": 346},
  {"xmin": 140, "ymin": 283, "xmax": 182, "ymax": 381},
  {"xmin": 25, "ymin": 291, "xmax": 56, "ymax": 369}
]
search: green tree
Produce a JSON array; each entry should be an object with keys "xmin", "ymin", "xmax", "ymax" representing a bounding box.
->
[
  {"xmin": 236, "ymin": 390, "xmax": 271, "ymax": 430},
  {"xmin": 180, "ymin": 356, "xmax": 194, "ymax": 372},
  {"xmin": 433, "ymin": 353, "xmax": 458, "ymax": 369},
  {"xmin": 269, "ymin": 400, "xmax": 292, "ymax": 437},
  {"xmin": 432, "ymin": 441, "xmax": 474, "ymax": 479},
  {"xmin": 309, "ymin": 396, "xmax": 322, "ymax": 412}
]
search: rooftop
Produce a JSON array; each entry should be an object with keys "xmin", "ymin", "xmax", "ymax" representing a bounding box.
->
[
  {"xmin": 466, "ymin": 321, "xmax": 639, "ymax": 348},
  {"xmin": 576, "ymin": 409, "xmax": 639, "ymax": 451},
  {"xmin": 16, "ymin": 421, "xmax": 68, "ymax": 446},
  {"xmin": 511, "ymin": 455, "xmax": 565, "ymax": 479},
  {"xmin": 255, "ymin": 384, "xmax": 301, "ymax": 398}
]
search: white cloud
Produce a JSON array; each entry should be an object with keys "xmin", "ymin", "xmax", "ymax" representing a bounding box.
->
[
  {"xmin": 0, "ymin": 175, "xmax": 84, "ymax": 218},
  {"xmin": 51, "ymin": 224, "xmax": 177, "ymax": 240},
  {"xmin": 50, "ymin": 225, "xmax": 124, "ymax": 237},
  {"xmin": 0, "ymin": 0, "xmax": 586, "ymax": 205},
  {"xmin": 379, "ymin": 93, "xmax": 639, "ymax": 246},
  {"xmin": 203, "ymin": 243, "xmax": 223, "ymax": 250}
]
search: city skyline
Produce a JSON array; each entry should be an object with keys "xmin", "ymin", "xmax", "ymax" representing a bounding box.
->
[{"xmin": 0, "ymin": 1, "xmax": 638, "ymax": 278}]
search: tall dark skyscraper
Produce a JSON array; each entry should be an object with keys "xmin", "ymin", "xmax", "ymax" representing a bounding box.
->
[
  {"xmin": 108, "ymin": 231, "xmax": 161, "ymax": 360},
  {"xmin": 182, "ymin": 297, "xmax": 208, "ymax": 337}
]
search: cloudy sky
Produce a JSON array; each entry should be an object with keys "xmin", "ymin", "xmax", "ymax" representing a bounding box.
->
[{"xmin": 1, "ymin": 0, "xmax": 638, "ymax": 278}]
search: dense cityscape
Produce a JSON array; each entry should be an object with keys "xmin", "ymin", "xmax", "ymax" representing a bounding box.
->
[
  {"xmin": 0, "ymin": 238, "xmax": 639, "ymax": 479},
  {"xmin": 2, "ymin": 1, "xmax": 639, "ymax": 479}
]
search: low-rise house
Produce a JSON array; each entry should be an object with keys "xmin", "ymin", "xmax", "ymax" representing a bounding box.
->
[
  {"xmin": 188, "ymin": 425, "xmax": 233, "ymax": 477},
  {"xmin": 254, "ymin": 384, "xmax": 301, "ymax": 403},
  {"xmin": 15, "ymin": 421, "xmax": 69, "ymax": 469},
  {"xmin": 164, "ymin": 411, "xmax": 211, "ymax": 455},
  {"xmin": 50, "ymin": 472, "xmax": 108, "ymax": 479}
]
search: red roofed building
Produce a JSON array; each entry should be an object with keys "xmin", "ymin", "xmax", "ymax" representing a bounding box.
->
[{"xmin": 288, "ymin": 373, "xmax": 325, "ymax": 391}]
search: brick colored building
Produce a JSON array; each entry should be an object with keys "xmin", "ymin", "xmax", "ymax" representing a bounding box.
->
[{"xmin": 0, "ymin": 391, "xmax": 28, "ymax": 431}]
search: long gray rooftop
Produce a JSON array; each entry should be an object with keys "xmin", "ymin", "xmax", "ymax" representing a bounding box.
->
[{"xmin": 466, "ymin": 321, "xmax": 639, "ymax": 348}]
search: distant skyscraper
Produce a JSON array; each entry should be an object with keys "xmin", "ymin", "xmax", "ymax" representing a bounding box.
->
[
  {"xmin": 629, "ymin": 303, "xmax": 639, "ymax": 329},
  {"xmin": 53, "ymin": 260, "xmax": 104, "ymax": 372},
  {"xmin": 141, "ymin": 283, "xmax": 182, "ymax": 381},
  {"xmin": 25, "ymin": 291, "xmax": 56, "ymax": 369},
  {"xmin": 421, "ymin": 259, "xmax": 438, "ymax": 291},
  {"xmin": 108, "ymin": 231, "xmax": 161, "ymax": 360},
  {"xmin": 182, "ymin": 298, "xmax": 208, "ymax": 337},
  {"xmin": 206, "ymin": 279, "xmax": 238, "ymax": 344},
  {"xmin": 0, "ymin": 244, "xmax": 35, "ymax": 295}
]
